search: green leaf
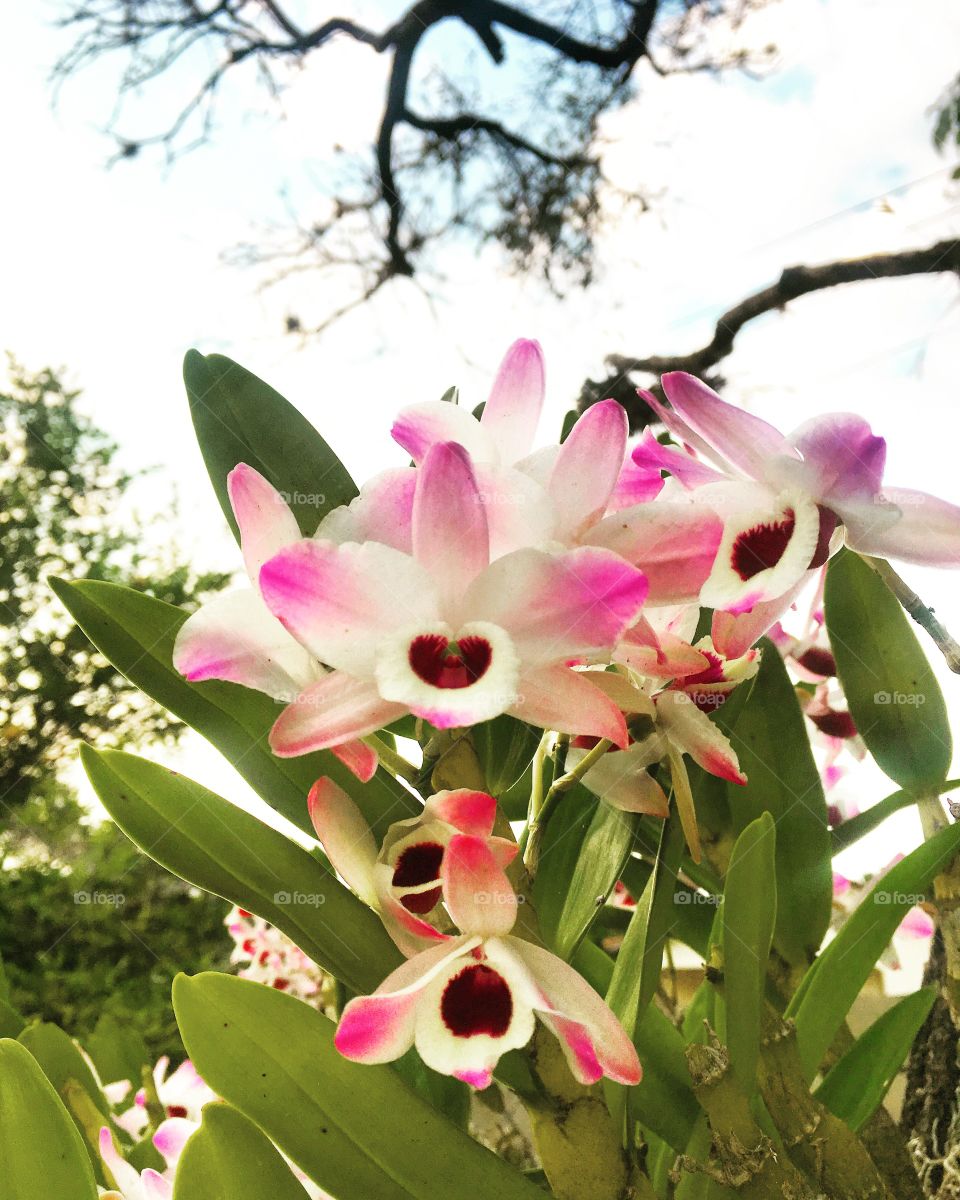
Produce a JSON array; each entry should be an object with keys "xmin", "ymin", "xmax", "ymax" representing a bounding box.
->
[
  {"xmin": 86, "ymin": 1012, "xmax": 150, "ymax": 1092},
  {"xmin": 17, "ymin": 1023, "xmax": 109, "ymax": 1119},
  {"xmin": 787, "ymin": 822, "xmax": 960, "ymax": 1078},
  {"xmin": 173, "ymin": 972, "xmax": 543, "ymax": 1200},
  {"xmin": 605, "ymin": 812, "xmax": 685, "ymax": 1139},
  {"xmin": 472, "ymin": 715, "xmax": 541, "ymax": 796},
  {"xmin": 815, "ymin": 988, "xmax": 936, "ymax": 1131},
  {"xmin": 0, "ymin": 1038, "xmax": 98, "ymax": 1199},
  {"xmin": 183, "ymin": 350, "xmax": 357, "ymax": 539},
  {"xmin": 718, "ymin": 642, "xmax": 831, "ymax": 964},
  {"xmin": 81, "ymin": 746, "xmax": 402, "ymax": 995},
  {"xmin": 716, "ymin": 814, "xmax": 777, "ymax": 1092},
  {"xmin": 0, "ymin": 998, "xmax": 25, "ymax": 1040},
  {"xmin": 831, "ymin": 779, "xmax": 960, "ymax": 852},
  {"xmin": 825, "ymin": 549, "xmax": 952, "ymax": 792},
  {"xmin": 534, "ymin": 785, "xmax": 636, "ymax": 960},
  {"xmin": 173, "ymin": 1101, "xmax": 310, "ymax": 1200},
  {"xmin": 51, "ymin": 578, "xmax": 416, "ymax": 839},
  {"xmin": 607, "ymin": 811, "xmax": 686, "ymax": 1039}
]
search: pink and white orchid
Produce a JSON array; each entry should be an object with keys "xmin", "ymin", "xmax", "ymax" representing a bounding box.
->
[
  {"xmin": 635, "ymin": 372, "xmax": 960, "ymax": 615},
  {"xmin": 259, "ymin": 441, "xmax": 648, "ymax": 757},
  {"xmin": 172, "ymin": 463, "xmax": 378, "ymax": 781},
  {"xmin": 225, "ymin": 905, "xmax": 334, "ymax": 1010},
  {"xmin": 308, "ymin": 778, "xmax": 516, "ymax": 957},
  {"xmin": 334, "ymin": 836, "xmax": 641, "ymax": 1089},
  {"xmin": 392, "ymin": 340, "xmax": 723, "ymax": 604}
]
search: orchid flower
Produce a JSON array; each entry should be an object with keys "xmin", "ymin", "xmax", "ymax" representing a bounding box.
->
[
  {"xmin": 308, "ymin": 778, "xmax": 517, "ymax": 957},
  {"xmin": 576, "ymin": 666, "xmax": 749, "ymax": 860},
  {"xmin": 225, "ymin": 905, "xmax": 334, "ymax": 1010},
  {"xmin": 392, "ymin": 340, "xmax": 723, "ymax": 605},
  {"xmin": 334, "ymin": 836, "xmax": 641, "ymax": 1089},
  {"xmin": 258, "ymin": 440, "xmax": 648, "ymax": 757},
  {"xmin": 98, "ymin": 1121, "xmax": 190, "ymax": 1200},
  {"xmin": 173, "ymin": 463, "xmax": 378, "ymax": 781},
  {"xmin": 635, "ymin": 372, "xmax": 960, "ymax": 615}
]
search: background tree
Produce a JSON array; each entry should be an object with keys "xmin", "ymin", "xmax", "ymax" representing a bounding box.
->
[{"xmin": 0, "ymin": 360, "xmax": 232, "ymax": 1055}]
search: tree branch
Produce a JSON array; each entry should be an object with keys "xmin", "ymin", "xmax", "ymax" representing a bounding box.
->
[{"xmin": 579, "ymin": 238, "xmax": 960, "ymax": 425}]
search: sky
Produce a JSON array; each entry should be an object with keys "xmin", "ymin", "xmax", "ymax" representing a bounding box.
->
[{"xmin": 3, "ymin": 0, "xmax": 960, "ymax": 952}]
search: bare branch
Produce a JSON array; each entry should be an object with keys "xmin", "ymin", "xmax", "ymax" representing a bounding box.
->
[{"xmin": 579, "ymin": 239, "xmax": 960, "ymax": 426}]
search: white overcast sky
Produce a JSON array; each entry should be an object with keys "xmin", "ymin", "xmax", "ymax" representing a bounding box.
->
[{"xmin": 4, "ymin": 0, "xmax": 960, "ymax": 911}]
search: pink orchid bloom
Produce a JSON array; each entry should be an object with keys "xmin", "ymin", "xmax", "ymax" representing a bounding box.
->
[
  {"xmin": 334, "ymin": 836, "xmax": 641, "ymax": 1090},
  {"xmin": 393, "ymin": 340, "xmax": 722, "ymax": 604},
  {"xmin": 308, "ymin": 778, "xmax": 516, "ymax": 957},
  {"xmin": 259, "ymin": 441, "xmax": 648, "ymax": 756},
  {"xmin": 636, "ymin": 372, "xmax": 960, "ymax": 615},
  {"xmin": 99, "ymin": 1126, "xmax": 176, "ymax": 1199},
  {"xmin": 225, "ymin": 905, "xmax": 331, "ymax": 1007},
  {"xmin": 173, "ymin": 463, "xmax": 377, "ymax": 781}
]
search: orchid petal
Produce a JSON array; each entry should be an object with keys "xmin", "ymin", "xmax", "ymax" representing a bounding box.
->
[
  {"xmin": 698, "ymin": 484, "xmax": 821, "ymax": 614},
  {"xmin": 378, "ymin": 889, "xmax": 452, "ymax": 957},
  {"xmin": 577, "ymin": 743, "xmax": 671, "ymax": 815},
  {"xmin": 711, "ymin": 579, "xmax": 806, "ymax": 659},
  {"xmin": 413, "ymin": 442, "xmax": 489, "ymax": 604},
  {"xmin": 549, "ymin": 400, "xmax": 628, "ymax": 539},
  {"xmin": 260, "ymin": 539, "xmax": 440, "ymax": 676},
  {"xmin": 392, "ymin": 402, "xmax": 495, "ymax": 465},
  {"xmin": 172, "ymin": 588, "xmax": 318, "ymax": 700},
  {"xmin": 660, "ymin": 373, "xmax": 799, "ymax": 482},
  {"xmin": 607, "ymin": 454, "xmax": 666, "ymax": 510},
  {"xmin": 479, "ymin": 338, "xmax": 545, "ymax": 464},
  {"xmin": 630, "ymin": 428, "xmax": 727, "ymax": 490},
  {"xmin": 497, "ymin": 938, "xmax": 642, "ymax": 1085},
  {"xmin": 152, "ymin": 1116, "xmax": 196, "ymax": 1168},
  {"xmin": 424, "ymin": 789, "xmax": 497, "ymax": 837},
  {"xmin": 655, "ymin": 690, "xmax": 746, "ymax": 785},
  {"xmin": 307, "ymin": 778, "xmax": 379, "ymax": 907},
  {"xmin": 589, "ymin": 502, "xmax": 723, "ymax": 604},
  {"xmin": 511, "ymin": 666, "xmax": 629, "ymax": 747},
  {"xmin": 335, "ymin": 937, "xmax": 475, "ymax": 1063},
  {"xmin": 473, "ymin": 462, "xmax": 556, "ymax": 558},
  {"xmin": 228, "ymin": 463, "xmax": 302, "ymax": 582},
  {"xmin": 843, "ymin": 487, "xmax": 960, "ymax": 567},
  {"xmin": 315, "ymin": 467, "xmax": 416, "ymax": 554},
  {"xmin": 441, "ymin": 834, "xmax": 517, "ymax": 937},
  {"xmin": 99, "ymin": 1127, "xmax": 144, "ymax": 1196},
  {"xmin": 329, "ymin": 738, "xmax": 380, "ymax": 783},
  {"xmin": 269, "ymin": 673, "xmax": 407, "ymax": 757},
  {"xmin": 142, "ymin": 1171, "xmax": 174, "ymax": 1200},
  {"xmin": 786, "ymin": 413, "xmax": 886, "ymax": 505},
  {"xmin": 462, "ymin": 547, "xmax": 647, "ymax": 666}
]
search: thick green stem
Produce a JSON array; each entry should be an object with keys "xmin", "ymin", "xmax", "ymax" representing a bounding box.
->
[
  {"xmin": 758, "ymin": 1011, "xmax": 891, "ymax": 1200},
  {"xmin": 677, "ymin": 1035, "xmax": 814, "ymax": 1198},
  {"xmin": 860, "ymin": 556, "xmax": 960, "ymax": 674},
  {"xmin": 523, "ymin": 737, "xmax": 611, "ymax": 872}
]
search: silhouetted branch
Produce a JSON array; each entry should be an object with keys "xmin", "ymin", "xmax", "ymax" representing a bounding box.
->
[{"xmin": 579, "ymin": 239, "xmax": 960, "ymax": 427}]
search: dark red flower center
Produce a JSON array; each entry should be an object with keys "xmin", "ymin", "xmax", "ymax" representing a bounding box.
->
[
  {"xmin": 809, "ymin": 709, "xmax": 857, "ymax": 739},
  {"xmin": 392, "ymin": 841, "xmax": 445, "ymax": 913},
  {"xmin": 441, "ymin": 963, "xmax": 513, "ymax": 1038},
  {"xmin": 167, "ymin": 1105, "xmax": 188, "ymax": 1119},
  {"xmin": 409, "ymin": 634, "xmax": 492, "ymax": 689},
  {"xmin": 797, "ymin": 646, "xmax": 837, "ymax": 677},
  {"xmin": 731, "ymin": 511, "xmax": 795, "ymax": 581}
]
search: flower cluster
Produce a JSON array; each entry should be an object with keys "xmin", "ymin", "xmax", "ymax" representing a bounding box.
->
[
  {"xmin": 225, "ymin": 905, "xmax": 336, "ymax": 1013},
  {"xmin": 311, "ymin": 780, "xmax": 641, "ymax": 1089},
  {"xmin": 172, "ymin": 339, "xmax": 960, "ymax": 1088}
]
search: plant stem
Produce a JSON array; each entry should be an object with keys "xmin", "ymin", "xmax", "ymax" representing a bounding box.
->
[
  {"xmin": 860, "ymin": 555, "xmax": 960, "ymax": 674},
  {"xmin": 362, "ymin": 734, "xmax": 421, "ymax": 786},
  {"xmin": 523, "ymin": 737, "xmax": 612, "ymax": 873}
]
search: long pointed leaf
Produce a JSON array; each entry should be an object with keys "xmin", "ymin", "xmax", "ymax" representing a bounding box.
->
[
  {"xmin": 173, "ymin": 973, "xmax": 543, "ymax": 1200},
  {"xmin": 81, "ymin": 746, "xmax": 401, "ymax": 994}
]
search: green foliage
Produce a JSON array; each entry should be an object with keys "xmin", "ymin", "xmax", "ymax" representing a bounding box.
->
[
  {"xmin": 0, "ymin": 817, "xmax": 229, "ymax": 1061},
  {"xmin": 0, "ymin": 360, "xmax": 228, "ymax": 816},
  {"xmin": 173, "ymin": 972, "xmax": 544, "ymax": 1200},
  {"xmin": 174, "ymin": 1102, "xmax": 310, "ymax": 1199},
  {"xmin": 0, "ymin": 1038, "xmax": 98, "ymax": 1199},
  {"xmin": 933, "ymin": 71, "xmax": 960, "ymax": 177},
  {"xmin": 826, "ymin": 549, "xmax": 952, "ymax": 793}
]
